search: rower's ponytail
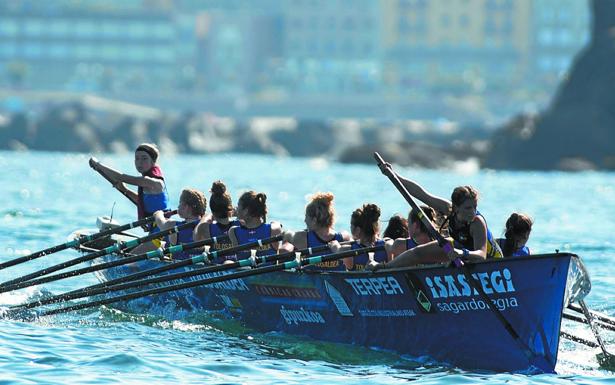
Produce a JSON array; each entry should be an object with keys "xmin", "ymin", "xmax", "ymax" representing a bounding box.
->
[
  {"xmin": 238, "ymin": 191, "xmax": 268, "ymax": 222},
  {"xmin": 503, "ymin": 212, "xmax": 533, "ymax": 256},
  {"xmin": 210, "ymin": 180, "xmax": 233, "ymax": 219},
  {"xmin": 351, "ymin": 203, "xmax": 381, "ymax": 240}
]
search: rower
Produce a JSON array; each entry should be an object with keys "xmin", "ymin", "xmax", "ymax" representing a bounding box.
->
[
  {"xmin": 368, "ymin": 175, "xmax": 503, "ymax": 270},
  {"xmin": 497, "ymin": 213, "xmax": 533, "ymax": 257},
  {"xmin": 330, "ymin": 203, "xmax": 391, "ymax": 271},
  {"xmin": 287, "ymin": 192, "xmax": 351, "ymax": 271},
  {"xmin": 388, "ymin": 205, "xmax": 437, "ymax": 258},
  {"xmin": 130, "ymin": 188, "xmax": 206, "ymax": 257},
  {"xmin": 194, "ymin": 180, "xmax": 240, "ymax": 264},
  {"xmin": 228, "ymin": 191, "xmax": 292, "ymax": 265},
  {"xmin": 89, "ymin": 143, "xmax": 170, "ymax": 233},
  {"xmin": 382, "ymin": 214, "xmax": 409, "ymax": 240}
]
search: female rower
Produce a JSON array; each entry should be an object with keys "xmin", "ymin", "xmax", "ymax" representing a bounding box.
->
[
  {"xmin": 383, "ymin": 214, "xmax": 409, "ymax": 240},
  {"xmin": 228, "ymin": 191, "xmax": 292, "ymax": 263},
  {"xmin": 330, "ymin": 203, "xmax": 391, "ymax": 271},
  {"xmin": 287, "ymin": 192, "xmax": 351, "ymax": 271},
  {"xmin": 89, "ymin": 143, "xmax": 170, "ymax": 229},
  {"xmin": 497, "ymin": 213, "xmax": 533, "ymax": 257},
  {"xmin": 369, "ymin": 173, "xmax": 502, "ymax": 270},
  {"xmin": 130, "ymin": 188, "xmax": 206, "ymax": 256},
  {"xmin": 388, "ymin": 205, "xmax": 437, "ymax": 258},
  {"xmin": 194, "ymin": 180, "xmax": 240, "ymax": 263}
]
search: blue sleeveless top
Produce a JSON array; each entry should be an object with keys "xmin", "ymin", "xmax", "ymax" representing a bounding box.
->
[
  {"xmin": 142, "ymin": 190, "xmax": 169, "ymax": 215},
  {"xmin": 141, "ymin": 189, "xmax": 170, "ymax": 234},
  {"xmin": 406, "ymin": 238, "xmax": 419, "ymax": 250},
  {"xmin": 232, "ymin": 223, "xmax": 276, "ymax": 262},
  {"xmin": 164, "ymin": 220, "xmax": 199, "ymax": 260},
  {"xmin": 303, "ymin": 230, "xmax": 345, "ymax": 272},
  {"xmin": 496, "ymin": 238, "xmax": 531, "ymax": 257},
  {"xmin": 349, "ymin": 240, "xmax": 387, "ymax": 271},
  {"xmin": 209, "ymin": 220, "xmax": 240, "ymax": 264}
]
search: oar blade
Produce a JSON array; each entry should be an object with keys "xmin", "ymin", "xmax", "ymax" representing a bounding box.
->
[{"xmin": 597, "ymin": 352, "xmax": 615, "ymax": 371}]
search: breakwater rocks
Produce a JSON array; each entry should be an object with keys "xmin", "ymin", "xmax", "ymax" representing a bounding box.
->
[{"xmin": 0, "ymin": 98, "xmax": 487, "ymax": 169}]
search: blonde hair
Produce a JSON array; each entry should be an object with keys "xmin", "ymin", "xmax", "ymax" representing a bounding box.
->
[
  {"xmin": 306, "ymin": 192, "xmax": 335, "ymax": 228},
  {"xmin": 180, "ymin": 188, "xmax": 206, "ymax": 217}
]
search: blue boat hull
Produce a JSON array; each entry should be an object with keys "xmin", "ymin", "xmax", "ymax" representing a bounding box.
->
[{"xmin": 93, "ymin": 253, "xmax": 577, "ymax": 373}]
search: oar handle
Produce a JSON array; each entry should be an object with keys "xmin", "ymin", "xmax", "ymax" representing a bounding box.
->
[
  {"xmin": 40, "ymin": 245, "xmax": 384, "ymax": 317},
  {"xmin": 15, "ymin": 234, "xmax": 281, "ymax": 310},
  {"xmin": 90, "ymin": 157, "xmax": 137, "ymax": 206},
  {"xmin": 373, "ymin": 152, "xmax": 459, "ymax": 265}
]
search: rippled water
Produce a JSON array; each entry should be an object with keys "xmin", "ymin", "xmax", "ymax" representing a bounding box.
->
[{"xmin": 0, "ymin": 151, "xmax": 613, "ymax": 384}]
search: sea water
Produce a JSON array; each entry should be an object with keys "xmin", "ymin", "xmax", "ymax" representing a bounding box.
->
[{"xmin": 0, "ymin": 151, "xmax": 613, "ymax": 384}]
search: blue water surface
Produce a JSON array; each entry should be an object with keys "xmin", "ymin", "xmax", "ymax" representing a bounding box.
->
[{"xmin": 0, "ymin": 151, "xmax": 613, "ymax": 384}]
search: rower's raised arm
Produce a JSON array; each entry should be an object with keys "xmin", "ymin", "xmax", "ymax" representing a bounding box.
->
[{"xmin": 397, "ymin": 174, "xmax": 451, "ymax": 214}]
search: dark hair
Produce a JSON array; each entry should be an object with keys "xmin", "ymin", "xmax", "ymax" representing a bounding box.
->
[
  {"xmin": 306, "ymin": 192, "xmax": 335, "ymax": 228},
  {"xmin": 351, "ymin": 203, "xmax": 381, "ymax": 239},
  {"xmin": 135, "ymin": 143, "xmax": 159, "ymax": 163},
  {"xmin": 210, "ymin": 180, "xmax": 233, "ymax": 219},
  {"xmin": 502, "ymin": 213, "xmax": 533, "ymax": 256},
  {"xmin": 180, "ymin": 188, "xmax": 206, "ymax": 217},
  {"xmin": 238, "ymin": 190, "xmax": 268, "ymax": 221},
  {"xmin": 450, "ymin": 185, "xmax": 479, "ymax": 208},
  {"xmin": 409, "ymin": 205, "xmax": 436, "ymax": 236},
  {"xmin": 440, "ymin": 185, "xmax": 480, "ymax": 233},
  {"xmin": 383, "ymin": 214, "xmax": 408, "ymax": 239}
]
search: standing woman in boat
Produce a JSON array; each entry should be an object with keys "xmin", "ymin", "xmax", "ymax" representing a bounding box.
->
[
  {"xmin": 287, "ymin": 192, "xmax": 351, "ymax": 271},
  {"xmin": 497, "ymin": 213, "xmax": 533, "ymax": 257},
  {"xmin": 89, "ymin": 143, "xmax": 170, "ymax": 230},
  {"xmin": 369, "ymin": 176, "xmax": 503, "ymax": 269},
  {"xmin": 228, "ymin": 190, "xmax": 292, "ymax": 263},
  {"xmin": 331, "ymin": 203, "xmax": 391, "ymax": 271},
  {"xmin": 388, "ymin": 205, "xmax": 437, "ymax": 258},
  {"xmin": 194, "ymin": 180, "xmax": 240, "ymax": 264}
]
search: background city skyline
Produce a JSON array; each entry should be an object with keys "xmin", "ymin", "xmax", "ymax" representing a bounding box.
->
[{"xmin": 0, "ymin": 0, "xmax": 590, "ymax": 124}]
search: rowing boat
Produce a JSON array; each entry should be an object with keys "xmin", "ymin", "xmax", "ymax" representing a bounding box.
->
[{"xmin": 82, "ymin": 231, "xmax": 589, "ymax": 373}]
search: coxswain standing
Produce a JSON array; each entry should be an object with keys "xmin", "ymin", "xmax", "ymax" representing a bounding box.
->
[{"xmin": 89, "ymin": 143, "xmax": 170, "ymax": 232}]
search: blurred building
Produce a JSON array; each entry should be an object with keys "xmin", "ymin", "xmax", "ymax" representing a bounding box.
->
[
  {"xmin": 0, "ymin": 1, "xmax": 177, "ymax": 91},
  {"xmin": 382, "ymin": 0, "xmax": 532, "ymax": 97},
  {"xmin": 530, "ymin": 0, "xmax": 590, "ymax": 89},
  {"xmin": 275, "ymin": 0, "xmax": 383, "ymax": 95},
  {"xmin": 0, "ymin": 0, "xmax": 591, "ymax": 120}
]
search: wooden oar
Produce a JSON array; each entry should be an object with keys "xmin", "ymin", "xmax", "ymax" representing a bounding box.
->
[
  {"xmin": 373, "ymin": 152, "xmax": 457, "ymax": 261},
  {"xmin": 577, "ymin": 300, "xmax": 615, "ymax": 367},
  {"xmin": 0, "ymin": 220, "xmax": 195, "ymax": 290},
  {"xmin": 90, "ymin": 156, "xmax": 138, "ymax": 205},
  {"xmin": 59, "ymin": 234, "xmax": 285, "ymax": 297},
  {"xmin": 373, "ymin": 152, "xmax": 552, "ymax": 371},
  {"xmin": 568, "ymin": 303, "xmax": 615, "ymax": 328},
  {"xmin": 563, "ymin": 311, "xmax": 615, "ymax": 332},
  {"xmin": 560, "ymin": 331, "xmax": 599, "ymax": 348},
  {"xmin": 0, "ymin": 210, "xmax": 176, "ymax": 272},
  {"xmin": 0, "ymin": 232, "xmax": 230, "ymax": 294},
  {"xmin": 13, "ymin": 243, "xmax": 334, "ymax": 311},
  {"xmin": 39, "ymin": 245, "xmax": 383, "ymax": 317}
]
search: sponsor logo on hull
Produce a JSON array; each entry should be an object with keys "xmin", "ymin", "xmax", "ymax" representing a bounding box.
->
[{"xmin": 345, "ymin": 276, "xmax": 404, "ymax": 296}]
